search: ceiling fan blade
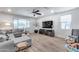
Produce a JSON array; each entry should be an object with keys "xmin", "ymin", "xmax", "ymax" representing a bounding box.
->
[
  {"xmin": 32, "ymin": 9, "xmax": 39, "ymax": 13},
  {"xmin": 35, "ymin": 10, "xmax": 39, "ymax": 12},
  {"xmin": 32, "ymin": 9, "xmax": 41, "ymax": 16},
  {"xmin": 36, "ymin": 13, "xmax": 41, "ymax": 15}
]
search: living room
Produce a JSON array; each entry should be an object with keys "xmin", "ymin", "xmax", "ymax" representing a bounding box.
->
[{"xmin": 0, "ymin": 7, "xmax": 79, "ymax": 52}]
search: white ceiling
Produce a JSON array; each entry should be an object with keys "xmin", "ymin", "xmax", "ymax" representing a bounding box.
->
[{"xmin": 0, "ymin": 7, "xmax": 77, "ymax": 18}]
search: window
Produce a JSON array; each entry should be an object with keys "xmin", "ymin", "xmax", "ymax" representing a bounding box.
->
[
  {"xmin": 60, "ymin": 14, "xmax": 71, "ymax": 30},
  {"xmin": 14, "ymin": 19, "xmax": 30, "ymax": 29}
]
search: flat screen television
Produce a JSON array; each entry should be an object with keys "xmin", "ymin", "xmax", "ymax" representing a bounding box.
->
[
  {"xmin": 72, "ymin": 29, "xmax": 79, "ymax": 36},
  {"xmin": 42, "ymin": 21, "xmax": 53, "ymax": 28}
]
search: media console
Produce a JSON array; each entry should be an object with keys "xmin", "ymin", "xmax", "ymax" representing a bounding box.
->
[{"xmin": 39, "ymin": 29, "xmax": 55, "ymax": 37}]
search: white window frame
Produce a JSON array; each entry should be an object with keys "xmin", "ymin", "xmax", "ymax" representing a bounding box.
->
[
  {"xmin": 14, "ymin": 19, "xmax": 30, "ymax": 29},
  {"xmin": 60, "ymin": 14, "xmax": 72, "ymax": 30}
]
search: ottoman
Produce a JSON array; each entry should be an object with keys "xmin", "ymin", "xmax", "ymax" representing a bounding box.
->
[{"xmin": 16, "ymin": 42, "xmax": 28, "ymax": 51}]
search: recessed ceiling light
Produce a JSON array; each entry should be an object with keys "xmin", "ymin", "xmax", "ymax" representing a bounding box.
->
[
  {"xmin": 51, "ymin": 10, "xmax": 54, "ymax": 13},
  {"xmin": 7, "ymin": 9, "xmax": 12, "ymax": 12}
]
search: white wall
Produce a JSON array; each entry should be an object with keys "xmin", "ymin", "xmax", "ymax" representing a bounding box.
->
[
  {"xmin": 0, "ymin": 13, "xmax": 13, "ymax": 30},
  {"xmin": 0, "ymin": 13, "xmax": 36, "ymax": 33},
  {"xmin": 37, "ymin": 8, "xmax": 79, "ymax": 38}
]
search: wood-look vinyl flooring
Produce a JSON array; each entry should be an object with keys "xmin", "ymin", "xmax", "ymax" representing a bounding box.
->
[{"xmin": 20, "ymin": 33, "xmax": 67, "ymax": 52}]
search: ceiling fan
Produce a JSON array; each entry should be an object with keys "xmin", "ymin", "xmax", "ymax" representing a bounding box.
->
[{"xmin": 32, "ymin": 9, "xmax": 42, "ymax": 16}]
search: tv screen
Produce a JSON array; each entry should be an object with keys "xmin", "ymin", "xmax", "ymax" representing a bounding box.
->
[
  {"xmin": 42, "ymin": 21, "xmax": 53, "ymax": 28},
  {"xmin": 72, "ymin": 29, "xmax": 79, "ymax": 36}
]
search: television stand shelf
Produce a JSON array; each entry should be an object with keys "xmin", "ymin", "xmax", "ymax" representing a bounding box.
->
[{"xmin": 39, "ymin": 29, "xmax": 55, "ymax": 37}]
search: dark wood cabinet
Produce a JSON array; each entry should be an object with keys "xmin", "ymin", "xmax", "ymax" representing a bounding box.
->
[{"xmin": 39, "ymin": 29, "xmax": 55, "ymax": 37}]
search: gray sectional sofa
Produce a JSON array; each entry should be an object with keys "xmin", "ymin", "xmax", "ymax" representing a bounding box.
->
[
  {"xmin": 0, "ymin": 40, "xmax": 15, "ymax": 52},
  {"xmin": 0, "ymin": 34, "xmax": 32, "ymax": 52}
]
